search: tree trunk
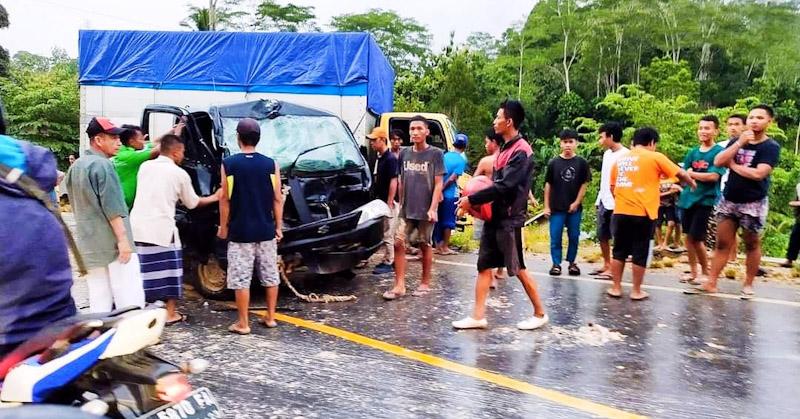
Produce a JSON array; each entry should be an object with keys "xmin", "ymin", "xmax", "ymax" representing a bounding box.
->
[
  {"xmin": 518, "ymin": 34, "xmax": 524, "ymax": 99},
  {"xmin": 635, "ymin": 42, "xmax": 643, "ymax": 85},
  {"xmin": 209, "ymin": 0, "xmax": 217, "ymax": 31},
  {"xmin": 562, "ymin": 30, "xmax": 571, "ymax": 93}
]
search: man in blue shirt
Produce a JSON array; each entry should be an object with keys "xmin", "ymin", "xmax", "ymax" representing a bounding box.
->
[
  {"xmin": 433, "ymin": 135, "xmax": 468, "ymax": 255},
  {"xmin": 1, "ymin": 131, "xmax": 76, "ymax": 357}
]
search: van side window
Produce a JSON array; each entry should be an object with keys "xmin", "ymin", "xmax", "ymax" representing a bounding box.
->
[{"xmin": 388, "ymin": 118, "xmax": 448, "ymax": 150}]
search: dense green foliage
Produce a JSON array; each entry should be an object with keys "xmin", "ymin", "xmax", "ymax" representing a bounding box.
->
[
  {"xmin": 387, "ymin": 0, "xmax": 800, "ymax": 256},
  {"xmin": 0, "ymin": 50, "xmax": 79, "ymax": 168}
]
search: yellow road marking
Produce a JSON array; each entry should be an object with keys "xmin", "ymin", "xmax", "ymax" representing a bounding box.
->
[{"xmin": 258, "ymin": 311, "xmax": 645, "ymax": 419}]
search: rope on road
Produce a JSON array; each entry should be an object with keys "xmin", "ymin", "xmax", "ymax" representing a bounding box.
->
[{"xmin": 279, "ymin": 262, "xmax": 357, "ymax": 303}]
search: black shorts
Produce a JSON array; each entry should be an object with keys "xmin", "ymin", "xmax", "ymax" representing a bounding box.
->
[
  {"xmin": 477, "ymin": 224, "xmax": 526, "ymax": 276},
  {"xmin": 612, "ymin": 214, "xmax": 655, "ymax": 267},
  {"xmin": 657, "ymin": 206, "xmax": 677, "ymax": 226},
  {"xmin": 596, "ymin": 203, "xmax": 616, "ymax": 241},
  {"xmin": 681, "ymin": 205, "xmax": 714, "ymax": 241}
]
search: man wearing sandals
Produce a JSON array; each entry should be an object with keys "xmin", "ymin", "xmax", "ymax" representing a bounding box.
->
[
  {"xmin": 383, "ymin": 116, "xmax": 444, "ymax": 300},
  {"xmin": 688, "ymin": 105, "xmax": 780, "ymax": 298},
  {"xmin": 453, "ymin": 100, "xmax": 548, "ymax": 330},
  {"xmin": 676, "ymin": 116, "xmax": 725, "ymax": 286},
  {"xmin": 543, "ymin": 129, "xmax": 591, "ymax": 277},
  {"xmin": 591, "ymin": 122, "xmax": 627, "ymax": 280},
  {"xmin": 130, "ymin": 134, "xmax": 220, "ymax": 325},
  {"xmin": 218, "ymin": 118, "xmax": 284, "ymax": 334},
  {"xmin": 608, "ymin": 127, "xmax": 696, "ymax": 300}
]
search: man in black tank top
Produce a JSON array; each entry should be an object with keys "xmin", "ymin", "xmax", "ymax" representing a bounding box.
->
[{"xmin": 218, "ymin": 118, "xmax": 284, "ymax": 335}]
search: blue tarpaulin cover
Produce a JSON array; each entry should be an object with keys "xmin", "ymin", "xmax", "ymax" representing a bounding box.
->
[{"xmin": 78, "ymin": 30, "xmax": 394, "ymax": 114}]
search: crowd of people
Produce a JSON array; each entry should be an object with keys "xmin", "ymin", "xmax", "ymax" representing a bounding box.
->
[
  {"xmin": 367, "ymin": 101, "xmax": 783, "ymax": 330},
  {"xmin": 0, "ymin": 96, "xmax": 788, "ymax": 356}
]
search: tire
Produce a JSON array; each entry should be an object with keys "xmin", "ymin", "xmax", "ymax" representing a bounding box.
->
[{"xmin": 185, "ymin": 254, "xmax": 234, "ymax": 300}]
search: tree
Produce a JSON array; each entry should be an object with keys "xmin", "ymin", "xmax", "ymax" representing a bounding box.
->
[
  {"xmin": 329, "ymin": 9, "xmax": 431, "ymax": 69},
  {"xmin": 640, "ymin": 58, "xmax": 699, "ymax": 100},
  {"xmin": 523, "ymin": 0, "xmax": 589, "ymax": 94},
  {"xmin": 11, "ymin": 51, "xmax": 49, "ymax": 73},
  {"xmin": 253, "ymin": 0, "xmax": 317, "ymax": 32},
  {"xmin": 180, "ymin": 0, "xmax": 245, "ymax": 31},
  {"xmin": 0, "ymin": 3, "xmax": 9, "ymax": 77},
  {"xmin": 465, "ymin": 32, "xmax": 499, "ymax": 58},
  {"xmin": 0, "ymin": 50, "xmax": 79, "ymax": 164}
]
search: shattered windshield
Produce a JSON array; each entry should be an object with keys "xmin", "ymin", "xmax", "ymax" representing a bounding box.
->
[{"xmin": 221, "ymin": 115, "xmax": 364, "ymax": 172}]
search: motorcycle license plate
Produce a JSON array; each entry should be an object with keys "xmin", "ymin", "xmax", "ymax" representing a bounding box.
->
[{"xmin": 140, "ymin": 387, "xmax": 221, "ymax": 419}]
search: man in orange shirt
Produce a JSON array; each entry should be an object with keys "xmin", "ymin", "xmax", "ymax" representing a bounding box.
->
[{"xmin": 609, "ymin": 127, "xmax": 696, "ymax": 300}]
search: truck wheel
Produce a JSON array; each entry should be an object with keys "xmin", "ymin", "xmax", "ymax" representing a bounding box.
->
[{"xmin": 189, "ymin": 255, "xmax": 233, "ymax": 300}]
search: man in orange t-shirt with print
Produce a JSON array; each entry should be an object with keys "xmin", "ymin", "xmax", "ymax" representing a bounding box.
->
[{"xmin": 609, "ymin": 127, "xmax": 696, "ymax": 300}]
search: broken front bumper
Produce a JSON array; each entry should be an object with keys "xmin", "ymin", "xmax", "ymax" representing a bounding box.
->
[{"xmin": 279, "ymin": 200, "xmax": 388, "ymax": 274}]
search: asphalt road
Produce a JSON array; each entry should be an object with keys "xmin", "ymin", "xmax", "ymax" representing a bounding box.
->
[{"xmin": 69, "ymin": 249, "xmax": 800, "ymax": 419}]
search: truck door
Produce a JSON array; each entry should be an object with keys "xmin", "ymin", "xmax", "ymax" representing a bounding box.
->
[{"xmin": 141, "ymin": 105, "xmax": 219, "ymax": 196}]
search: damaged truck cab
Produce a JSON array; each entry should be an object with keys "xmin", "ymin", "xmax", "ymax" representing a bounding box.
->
[{"xmin": 142, "ymin": 99, "xmax": 387, "ymax": 298}]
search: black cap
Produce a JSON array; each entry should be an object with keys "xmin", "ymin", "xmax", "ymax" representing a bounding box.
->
[{"xmin": 86, "ymin": 117, "xmax": 124, "ymax": 137}]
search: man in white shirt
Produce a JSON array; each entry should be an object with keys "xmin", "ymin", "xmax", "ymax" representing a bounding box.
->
[
  {"xmin": 591, "ymin": 122, "xmax": 628, "ymax": 279},
  {"xmin": 130, "ymin": 134, "xmax": 219, "ymax": 324}
]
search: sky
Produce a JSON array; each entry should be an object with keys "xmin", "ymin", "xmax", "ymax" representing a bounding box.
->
[{"xmin": 0, "ymin": 0, "xmax": 536, "ymax": 58}]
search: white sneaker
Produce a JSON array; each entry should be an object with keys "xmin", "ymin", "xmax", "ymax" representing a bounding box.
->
[
  {"xmin": 452, "ymin": 317, "xmax": 488, "ymax": 329},
  {"xmin": 517, "ymin": 314, "xmax": 549, "ymax": 330}
]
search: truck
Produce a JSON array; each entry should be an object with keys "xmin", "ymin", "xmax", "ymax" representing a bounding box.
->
[{"xmin": 77, "ymin": 30, "xmax": 395, "ymax": 298}]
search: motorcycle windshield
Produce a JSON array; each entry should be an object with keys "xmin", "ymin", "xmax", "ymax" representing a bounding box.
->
[{"xmin": 220, "ymin": 115, "xmax": 364, "ymax": 173}]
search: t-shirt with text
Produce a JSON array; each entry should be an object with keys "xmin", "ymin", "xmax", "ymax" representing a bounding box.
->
[
  {"xmin": 677, "ymin": 144, "xmax": 725, "ymax": 209},
  {"xmin": 722, "ymin": 138, "xmax": 780, "ymax": 203},
  {"xmin": 399, "ymin": 146, "xmax": 444, "ymax": 220},
  {"xmin": 611, "ymin": 148, "xmax": 681, "ymax": 220},
  {"xmin": 545, "ymin": 155, "xmax": 591, "ymax": 212}
]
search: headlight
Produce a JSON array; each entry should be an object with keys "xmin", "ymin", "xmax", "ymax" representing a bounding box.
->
[{"xmin": 355, "ymin": 199, "xmax": 390, "ymax": 225}]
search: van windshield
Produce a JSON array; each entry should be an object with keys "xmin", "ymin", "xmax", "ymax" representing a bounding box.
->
[{"xmin": 221, "ymin": 115, "xmax": 364, "ymax": 172}]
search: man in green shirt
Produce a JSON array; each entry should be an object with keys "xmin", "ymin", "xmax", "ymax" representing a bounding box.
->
[
  {"xmin": 66, "ymin": 116, "xmax": 145, "ymax": 312},
  {"xmin": 114, "ymin": 124, "xmax": 160, "ymax": 209},
  {"xmin": 677, "ymin": 115, "xmax": 725, "ymax": 284}
]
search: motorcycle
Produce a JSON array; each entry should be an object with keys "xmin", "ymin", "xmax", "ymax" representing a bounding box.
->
[{"xmin": 0, "ymin": 307, "xmax": 221, "ymax": 418}]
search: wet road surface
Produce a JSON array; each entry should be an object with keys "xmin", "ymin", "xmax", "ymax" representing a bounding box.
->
[{"xmin": 73, "ymin": 251, "xmax": 800, "ymax": 418}]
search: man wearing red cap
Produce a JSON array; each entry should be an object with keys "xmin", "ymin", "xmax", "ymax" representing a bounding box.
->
[{"xmin": 65, "ymin": 117, "xmax": 145, "ymax": 312}]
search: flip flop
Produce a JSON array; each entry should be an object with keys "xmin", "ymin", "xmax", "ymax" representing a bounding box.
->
[
  {"xmin": 589, "ymin": 269, "xmax": 606, "ymax": 276},
  {"xmin": 679, "ymin": 273, "xmax": 695, "ymax": 283},
  {"xmin": 438, "ymin": 249, "xmax": 458, "ymax": 256},
  {"xmin": 228, "ymin": 324, "xmax": 251, "ymax": 335},
  {"xmin": 606, "ymin": 289, "xmax": 622, "ymax": 298},
  {"xmin": 630, "ymin": 291, "xmax": 650, "ymax": 301},
  {"xmin": 683, "ymin": 286, "xmax": 715, "ymax": 295},
  {"xmin": 740, "ymin": 289, "xmax": 755, "ymax": 300},
  {"xmin": 412, "ymin": 288, "xmax": 431, "ymax": 297},
  {"xmin": 165, "ymin": 313, "xmax": 187, "ymax": 326},
  {"xmin": 260, "ymin": 318, "xmax": 278, "ymax": 328},
  {"xmin": 595, "ymin": 273, "xmax": 612, "ymax": 280},
  {"xmin": 382, "ymin": 290, "xmax": 406, "ymax": 300}
]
